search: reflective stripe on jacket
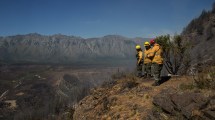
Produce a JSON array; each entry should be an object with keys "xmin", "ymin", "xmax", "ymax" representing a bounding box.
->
[
  {"xmin": 148, "ymin": 43, "xmax": 163, "ymax": 64},
  {"xmin": 144, "ymin": 49, "xmax": 152, "ymax": 64}
]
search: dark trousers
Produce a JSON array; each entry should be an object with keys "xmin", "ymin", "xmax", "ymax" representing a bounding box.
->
[
  {"xmin": 136, "ymin": 62, "xmax": 143, "ymax": 77},
  {"xmin": 144, "ymin": 63, "xmax": 151, "ymax": 77},
  {"xmin": 151, "ymin": 63, "xmax": 163, "ymax": 82}
]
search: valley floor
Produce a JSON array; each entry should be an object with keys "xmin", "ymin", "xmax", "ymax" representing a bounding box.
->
[{"xmin": 0, "ymin": 64, "xmax": 132, "ymax": 120}]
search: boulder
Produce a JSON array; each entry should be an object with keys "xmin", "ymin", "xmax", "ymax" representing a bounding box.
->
[{"xmin": 152, "ymin": 89, "xmax": 213, "ymax": 119}]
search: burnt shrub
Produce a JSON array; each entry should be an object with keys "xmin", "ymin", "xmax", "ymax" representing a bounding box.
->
[{"xmin": 192, "ymin": 65, "xmax": 215, "ymax": 89}]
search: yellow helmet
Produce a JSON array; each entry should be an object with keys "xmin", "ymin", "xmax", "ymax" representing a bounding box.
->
[
  {"xmin": 144, "ymin": 42, "xmax": 150, "ymax": 46},
  {"xmin": 135, "ymin": 45, "xmax": 141, "ymax": 49}
]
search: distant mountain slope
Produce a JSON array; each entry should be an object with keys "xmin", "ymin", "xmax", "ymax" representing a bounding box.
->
[
  {"xmin": 0, "ymin": 34, "xmax": 149, "ymax": 64},
  {"xmin": 182, "ymin": 4, "xmax": 215, "ymax": 64}
]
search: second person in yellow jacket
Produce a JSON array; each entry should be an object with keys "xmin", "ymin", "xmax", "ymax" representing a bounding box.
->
[{"xmin": 143, "ymin": 42, "xmax": 152, "ymax": 78}]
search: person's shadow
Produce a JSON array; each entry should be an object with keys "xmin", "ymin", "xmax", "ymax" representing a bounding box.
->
[{"xmin": 159, "ymin": 76, "xmax": 171, "ymax": 85}]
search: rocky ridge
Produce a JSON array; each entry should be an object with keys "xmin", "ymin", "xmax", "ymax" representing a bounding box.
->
[
  {"xmin": 0, "ymin": 34, "xmax": 149, "ymax": 64},
  {"xmin": 182, "ymin": 4, "xmax": 215, "ymax": 65},
  {"xmin": 73, "ymin": 75, "xmax": 215, "ymax": 120}
]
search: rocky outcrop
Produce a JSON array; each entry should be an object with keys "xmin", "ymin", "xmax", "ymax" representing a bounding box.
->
[
  {"xmin": 151, "ymin": 89, "xmax": 215, "ymax": 120},
  {"xmin": 73, "ymin": 75, "xmax": 154, "ymax": 120},
  {"xmin": 73, "ymin": 75, "xmax": 215, "ymax": 120}
]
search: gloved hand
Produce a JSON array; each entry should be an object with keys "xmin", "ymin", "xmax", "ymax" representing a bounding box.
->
[{"xmin": 136, "ymin": 54, "xmax": 139, "ymax": 58}]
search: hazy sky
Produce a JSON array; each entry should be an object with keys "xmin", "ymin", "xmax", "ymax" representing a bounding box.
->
[{"xmin": 0, "ymin": 0, "xmax": 214, "ymax": 38}]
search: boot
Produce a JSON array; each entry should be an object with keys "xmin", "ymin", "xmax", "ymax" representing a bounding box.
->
[
  {"xmin": 148, "ymin": 74, "xmax": 153, "ymax": 78},
  {"xmin": 152, "ymin": 81, "xmax": 160, "ymax": 86},
  {"xmin": 146, "ymin": 74, "xmax": 150, "ymax": 78},
  {"xmin": 137, "ymin": 72, "xmax": 143, "ymax": 78},
  {"xmin": 143, "ymin": 74, "xmax": 147, "ymax": 78}
]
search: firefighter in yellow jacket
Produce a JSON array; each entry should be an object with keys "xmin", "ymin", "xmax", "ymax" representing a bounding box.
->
[
  {"xmin": 147, "ymin": 39, "xmax": 163, "ymax": 86},
  {"xmin": 136, "ymin": 45, "xmax": 143, "ymax": 77},
  {"xmin": 143, "ymin": 42, "xmax": 152, "ymax": 78}
]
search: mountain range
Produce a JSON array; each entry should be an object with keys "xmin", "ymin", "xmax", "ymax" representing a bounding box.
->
[{"xmin": 0, "ymin": 34, "xmax": 149, "ymax": 65}]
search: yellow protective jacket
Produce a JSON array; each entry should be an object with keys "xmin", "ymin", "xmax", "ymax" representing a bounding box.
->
[
  {"xmin": 148, "ymin": 43, "xmax": 163, "ymax": 64},
  {"xmin": 136, "ymin": 50, "xmax": 143, "ymax": 64},
  {"xmin": 144, "ymin": 49, "xmax": 152, "ymax": 64}
]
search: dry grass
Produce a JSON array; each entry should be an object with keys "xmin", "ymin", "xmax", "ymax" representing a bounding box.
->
[
  {"xmin": 74, "ymin": 73, "xmax": 201, "ymax": 119},
  {"xmin": 180, "ymin": 65, "xmax": 215, "ymax": 90},
  {"xmin": 192, "ymin": 66, "xmax": 215, "ymax": 89}
]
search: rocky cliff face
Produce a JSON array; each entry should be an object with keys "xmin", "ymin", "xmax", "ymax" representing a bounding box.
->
[
  {"xmin": 0, "ymin": 34, "xmax": 148, "ymax": 64},
  {"xmin": 182, "ymin": 5, "xmax": 215, "ymax": 65}
]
